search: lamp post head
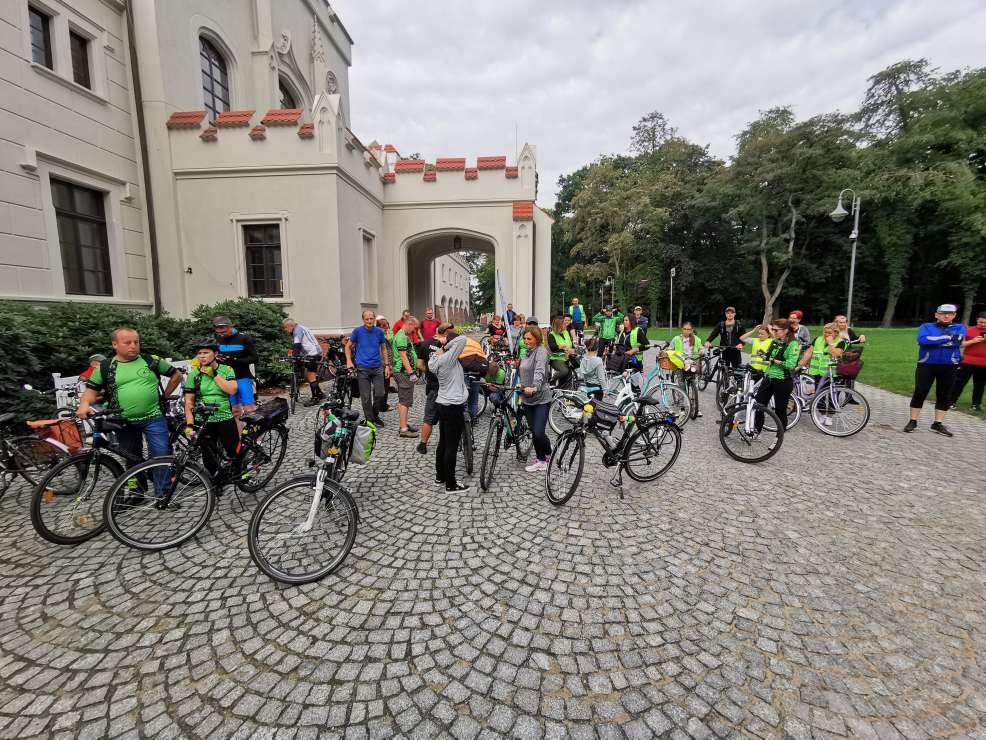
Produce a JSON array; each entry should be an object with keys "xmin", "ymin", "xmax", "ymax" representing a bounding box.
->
[{"xmin": 830, "ymin": 200, "xmax": 849, "ymax": 223}]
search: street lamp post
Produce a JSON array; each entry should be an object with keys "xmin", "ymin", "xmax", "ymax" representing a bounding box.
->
[{"xmin": 830, "ymin": 189, "xmax": 862, "ymax": 327}]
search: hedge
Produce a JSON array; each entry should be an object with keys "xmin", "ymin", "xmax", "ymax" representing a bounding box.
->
[{"xmin": 0, "ymin": 298, "xmax": 292, "ymax": 418}]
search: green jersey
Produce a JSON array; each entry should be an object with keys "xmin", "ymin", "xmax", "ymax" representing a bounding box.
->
[
  {"xmin": 765, "ymin": 340, "xmax": 800, "ymax": 380},
  {"xmin": 183, "ymin": 364, "xmax": 236, "ymax": 422},
  {"xmin": 392, "ymin": 329, "xmax": 417, "ymax": 373},
  {"xmin": 591, "ymin": 312, "xmax": 623, "ymax": 339},
  {"xmin": 88, "ymin": 355, "xmax": 174, "ymax": 422}
]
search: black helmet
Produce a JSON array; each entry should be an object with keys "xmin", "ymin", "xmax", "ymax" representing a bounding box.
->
[{"xmin": 192, "ymin": 337, "xmax": 220, "ymax": 352}]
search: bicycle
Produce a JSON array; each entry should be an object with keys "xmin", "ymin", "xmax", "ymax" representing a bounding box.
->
[
  {"xmin": 312, "ymin": 398, "xmax": 362, "ymax": 482},
  {"xmin": 806, "ymin": 361, "xmax": 870, "ymax": 437},
  {"xmin": 478, "ymin": 383, "xmax": 534, "ymax": 491},
  {"xmin": 102, "ymin": 400, "xmax": 288, "ymax": 551},
  {"xmin": 288, "ymin": 351, "xmax": 331, "ymax": 414},
  {"xmin": 717, "ymin": 366, "xmax": 784, "ymax": 463},
  {"xmin": 546, "ymin": 398, "xmax": 682, "ymax": 506},
  {"xmin": 247, "ymin": 439, "xmax": 359, "ymax": 586},
  {"xmin": 332, "ymin": 367, "xmax": 355, "ymax": 411},
  {"xmin": 459, "ymin": 409, "xmax": 475, "ymax": 476},
  {"xmin": 718, "ymin": 361, "xmax": 802, "ymax": 432},
  {"xmin": 0, "ymin": 412, "xmax": 71, "ymax": 501}
]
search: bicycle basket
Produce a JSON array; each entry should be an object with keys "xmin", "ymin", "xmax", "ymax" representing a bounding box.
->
[
  {"xmin": 242, "ymin": 397, "xmax": 288, "ymax": 430},
  {"xmin": 836, "ymin": 358, "xmax": 863, "ymax": 378},
  {"xmin": 38, "ymin": 419, "xmax": 83, "ymax": 454},
  {"xmin": 589, "ymin": 400, "xmax": 621, "ymax": 430}
]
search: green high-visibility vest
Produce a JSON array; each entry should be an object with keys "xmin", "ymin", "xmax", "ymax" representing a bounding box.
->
[
  {"xmin": 808, "ymin": 336, "xmax": 832, "ymax": 376},
  {"xmin": 671, "ymin": 334, "xmax": 701, "ymax": 360},
  {"xmin": 568, "ymin": 304, "xmax": 585, "ymax": 323},
  {"xmin": 549, "ymin": 331, "xmax": 572, "ymax": 362},
  {"xmin": 599, "ymin": 316, "xmax": 619, "ymax": 339},
  {"xmin": 750, "ymin": 337, "xmax": 773, "ymax": 372}
]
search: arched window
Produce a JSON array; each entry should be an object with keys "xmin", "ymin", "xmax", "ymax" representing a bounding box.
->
[
  {"xmin": 278, "ymin": 77, "xmax": 298, "ymax": 109},
  {"xmin": 200, "ymin": 37, "xmax": 230, "ymax": 121}
]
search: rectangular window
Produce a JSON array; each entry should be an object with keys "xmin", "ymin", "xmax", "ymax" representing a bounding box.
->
[
  {"xmin": 243, "ymin": 224, "xmax": 283, "ymax": 297},
  {"xmin": 69, "ymin": 31, "xmax": 91, "ymax": 89},
  {"xmin": 29, "ymin": 7, "xmax": 52, "ymax": 69},
  {"xmin": 51, "ymin": 179, "xmax": 112, "ymax": 296},
  {"xmin": 362, "ymin": 233, "xmax": 376, "ymax": 302}
]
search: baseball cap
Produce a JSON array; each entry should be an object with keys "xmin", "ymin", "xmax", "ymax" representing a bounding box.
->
[
  {"xmin": 936, "ymin": 303, "xmax": 958, "ymax": 313},
  {"xmin": 88, "ymin": 353, "xmax": 106, "ymax": 363},
  {"xmin": 633, "ymin": 305, "xmax": 642, "ymax": 311},
  {"xmin": 525, "ymin": 316, "xmax": 539, "ymax": 325},
  {"xmin": 724, "ymin": 306, "xmax": 736, "ymax": 313},
  {"xmin": 604, "ymin": 305, "xmax": 613, "ymax": 311}
]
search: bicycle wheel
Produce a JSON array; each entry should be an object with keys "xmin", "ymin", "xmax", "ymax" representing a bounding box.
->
[
  {"xmin": 623, "ymin": 424, "xmax": 682, "ymax": 482},
  {"xmin": 248, "ymin": 476, "xmax": 358, "ymax": 585},
  {"xmin": 290, "ymin": 370, "xmax": 299, "ymax": 415},
  {"xmin": 339, "ymin": 377, "xmax": 353, "ymax": 409},
  {"xmin": 545, "ymin": 430, "xmax": 585, "ymax": 506},
  {"xmin": 31, "ymin": 452, "xmax": 121, "ymax": 545},
  {"xmin": 480, "ymin": 419, "xmax": 503, "ymax": 491},
  {"xmin": 237, "ymin": 426, "xmax": 288, "ymax": 493},
  {"xmin": 810, "ymin": 386, "xmax": 870, "ymax": 437},
  {"xmin": 103, "ymin": 457, "xmax": 216, "ymax": 551},
  {"xmin": 687, "ymin": 377, "xmax": 699, "ymax": 420},
  {"xmin": 697, "ymin": 357, "xmax": 712, "ymax": 391},
  {"xmin": 460, "ymin": 419, "xmax": 474, "ymax": 475},
  {"xmin": 715, "ymin": 374, "xmax": 737, "ymax": 414},
  {"xmin": 762, "ymin": 394, "xmax": 802, "ymax": 432},
  {"xmin": 474, "ymin": 391, "xmax": 488, "ymax": 419},
  {"xmin": 513, "ymin": 413, "xmax": 533, "ymax": 462},
  {"xmin": 641, "ymin": 384, "xmax": 691, "ymax": 428},
  {"xmin": 548, "ymin": 393, "xmax": 585, "ymax": 435},
  {"xmin": 9, "ymin": 437, "xmax": 69, "ymax": 486},
  {"xmin": 718, "ymin": 403, "xmax": 783, "ymax": 464}
]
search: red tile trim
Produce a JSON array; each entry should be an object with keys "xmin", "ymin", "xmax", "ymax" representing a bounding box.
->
[
  {"xmin": 436, "ymin": 158, "xmax": 466, "ymax": 171},
  {"xmin": 512, "ymin": 201, "xmax": 534, "ymax": 220},
  {"xmin": 215, "ymin": 110, "xmax": 255, "ymax": 127},
  {"xmin": 262, "ymin": 108, "xmax": 303, "ymax": 126},
  {"xmin": 298, "ymin": 123, "xmax": 315, "ymax": 139},
  {"xmin": 249, "ymin": 125, "xmax": 267, "ymax": 141},
  {"xmin": 465, "ymin": 168, "xmax": 478, "ymax": 180},
  {"xmin": 394, "ymin": 159, "xmax": 426, "ymax": 173},
  {"xmin": 477, "ymin": 156, "xmax": 507, "ymax": 170},
  {"xmin": 166, "ymin": 111, "xmax": 206, "ymax": 129},
  {"xmin": 199, "ymin": 127, "xmax": 218, "ymax": 142}
]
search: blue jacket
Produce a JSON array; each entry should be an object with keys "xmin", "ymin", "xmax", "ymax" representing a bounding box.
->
[{"xmin": 916, "ymin": 322, "xmax": 966, "ymax": 365}]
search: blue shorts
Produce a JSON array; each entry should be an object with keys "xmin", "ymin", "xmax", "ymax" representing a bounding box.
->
[{"xmin": 230, "ymin": 378, "xmax": 255, "ymax": 407}]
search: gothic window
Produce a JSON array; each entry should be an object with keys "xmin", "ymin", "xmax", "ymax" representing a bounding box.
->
[
  {"xmin": 278, "ymin": 78, "xmax": 298, "ymax": 109},
  {"xmin": 200, "ymin": 37, "xmax": 229, "ymax": 122}
]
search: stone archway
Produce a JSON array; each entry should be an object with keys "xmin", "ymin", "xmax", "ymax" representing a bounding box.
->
[{"xmin": 400, "ymin": 229, "xmax": 495, "ymax": 323}]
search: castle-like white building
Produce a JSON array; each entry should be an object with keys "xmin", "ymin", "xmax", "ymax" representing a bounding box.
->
[{"xmin": 0, "ymin": 0, "xmax": 552, "ymax": 331}]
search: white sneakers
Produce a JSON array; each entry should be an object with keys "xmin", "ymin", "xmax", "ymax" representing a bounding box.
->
[{"xmin": 525, "ymin": 460, "xmax": 548, "ymax": 473}]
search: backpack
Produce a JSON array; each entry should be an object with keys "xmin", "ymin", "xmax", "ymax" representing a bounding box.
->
[
  {"xmin": 241, "ymin": 398, "xmax": 289, "ymax": 431},
  {"xmin": 350, "ymin": 420, "xmax": 377, "ymax": 465},
  {"xmin": 458, "ymin": 337, "xmax": 490, "ymax": 378},
  {"xmin": 100, "ymin": 354, "xmax": 167, "ymax": 415}
]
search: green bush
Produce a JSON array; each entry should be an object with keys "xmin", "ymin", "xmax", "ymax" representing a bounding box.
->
[{"xmin": 0, "ymin": 298, "xmax": 291, "ymax": 419}]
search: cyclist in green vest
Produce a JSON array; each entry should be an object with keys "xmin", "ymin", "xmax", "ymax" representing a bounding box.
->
[
  {"xmin": 547, "ymin": 315, "xmax": 575, "ymax": 388},
  {"xmin": 518, "ymin": 317, "xmax": 540, "ymax": 359},
  {"xmin": 668, "ymin": 322, "xmax": 703, "ymax": 372},
  {"xmin": 614, "ymin": 314, "xmax": 649, "ymax": 376},
  {"xmin": 184, "ymin": 338, "xmax": 240, "ymax": 478},
  {"xmin": 801, "ymin": 323, "xmax": 846, "ymax": 388},
  {"xmin": 567, "ymin": 298, "xmax": 586, "ymax": 342},
  {"xmin": 591, "ymin": 305, "xmax": 623, "ymax": 359},
  {"xmin": 392, "ymin": 315, "xmax": 420, "ymax": 438},
  {"xmin": 753, "ymin": 319, "xmax": 801, "ymax": 434},
  {"xmin": 740, "ymin": 325, "xmax": 773, "ymax": 375}
]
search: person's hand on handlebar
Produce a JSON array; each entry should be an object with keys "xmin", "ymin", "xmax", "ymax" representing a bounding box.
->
[
  {"xmin": 76, "ymin": 403, "xmax": 93, "ymax": 419},
  {"xmin": 523, "ymin": 386, "xmax": 536, "ymax": 396}
]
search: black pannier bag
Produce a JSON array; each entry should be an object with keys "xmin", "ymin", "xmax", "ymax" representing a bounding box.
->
[
  {"xmin": 242, "ymin": 398, "xmax": 289, "ymax": 430},
  {"xmin": 589, "ymin": 399, "xmax": 621, "ymax": 430},
  {"xmin": 606, "ymin": 350, "xmax": 628, "ymax": 373}
]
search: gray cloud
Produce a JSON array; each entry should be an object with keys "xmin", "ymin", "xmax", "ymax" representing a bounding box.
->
[{"xmin": 333, "ymin": 0, "xmax": 986, "ymax": 206}]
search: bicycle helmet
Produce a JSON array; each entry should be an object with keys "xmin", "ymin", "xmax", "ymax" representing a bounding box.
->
[{"xmin": 192, "ymin": 337, "xmax": 220, "ymax": 352}]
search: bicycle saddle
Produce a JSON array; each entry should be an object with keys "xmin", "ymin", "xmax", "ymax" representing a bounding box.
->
[{"xmin": 339, "ymin": 409, "xmax": 360, "ymax": 422}]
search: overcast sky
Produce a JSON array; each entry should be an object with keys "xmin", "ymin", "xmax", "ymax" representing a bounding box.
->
[{"xmin": 333, "ymin": 0, "xmax": 985, "ymax": 207}]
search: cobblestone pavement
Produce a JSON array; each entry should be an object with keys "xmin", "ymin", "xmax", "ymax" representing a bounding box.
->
[{"xmin": 0, "ymin": 352, "xmax": 984, "ymax": 739}]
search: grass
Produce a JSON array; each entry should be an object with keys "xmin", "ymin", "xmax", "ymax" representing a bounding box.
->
[{"xmin": 628, "ymin": 325, "xmax": 983, "ymax": 418}]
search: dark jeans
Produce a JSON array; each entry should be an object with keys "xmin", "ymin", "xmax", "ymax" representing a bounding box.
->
[
  {"xmin": 550, "ymin": 359, "xmax": 571, "ymax": 388},
  {"xmin": 523, "ymin": 402, "xmax": 552, "ymax": 461},
  {"xmin": 200, "ymin": 418, "xmax": 240, "ymax": 479},
  {"xmin": 754, "ymin": 377, "xmax": 793, "ymax": 432},
  {"xmin": 356, "ymin": 366, "xmax": 386, "ymax": 421},
  {"xmin": 952, "ymin": 363, "xmax": 986, "ymax": 406},
  {"xmin": 597, "ymin": 338, "xmax": 612, "ymax": 358},
  {"xmin": 466, "ymin": 377, "xmax": 480, "ymax": 420},
  {"xmin": 117, "ymin": 415, "xmax": 172, "ymax": 494},
  {"xmin": 435, "ymin": 403, "xmax": 465, "ymax": 490},
  {"xmin": 721, "ymin": 347, "xmax": 742, "ymax": 369},
  {"xmin": 911, "ymin": 364, "xmax": 957, "ymax": 411}
]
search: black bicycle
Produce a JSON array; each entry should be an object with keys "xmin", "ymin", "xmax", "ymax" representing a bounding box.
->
[
  {"xmin": 288, "ymin": 351, "xmax": 335, "ymax": 414},
  {"xmin": 0, "ymin": 412, "xmax": 70, "ymax": 501},
  {"xmin": 478, "ymin": 383, "xmax": 533, "ymax": 491},
  {"xmin": 546, "ymin": 398, "xmax": 682, "ymax": 506},
  {"xmin": 103, "ymin": 400, "xmax": 288, "ymax": 551}
]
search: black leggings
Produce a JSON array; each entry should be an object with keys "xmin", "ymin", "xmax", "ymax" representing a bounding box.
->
[
  {"xmin": 952, "ymin": 363, "xmax": 986, "ymax": 406},
  {"xmin": 435, "ymin": 403, "xmax": 465, "ymax": 490},
  {"xmin": 754, "ymin": 377, "xmax": 793, "ymax": 432},
  {"xmin": 721, "ymin": 347, "xmax": 742, "ymax": 369},
  {"xmin": 201, "ymin": 418, "xmax": 240, "ymax": 478},
  {"xmin": 550, "ymin": 359, "xmax": 571, "ymax": 388},
  {"xmin": 523, "ymin": 402, "xmax": 552, "ymax": 462},
  {"xmin": 911, "ymin": 364, "xmax": 957, "ymax": 411}
]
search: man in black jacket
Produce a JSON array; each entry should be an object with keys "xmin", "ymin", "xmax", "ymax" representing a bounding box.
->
[
  {"xmin": 213, "ymin": 316, "xmax": 258, "ymax": 423},
  {"xmin": 705, "ymin": 307, "xmax": 745, "ymax": 368}
]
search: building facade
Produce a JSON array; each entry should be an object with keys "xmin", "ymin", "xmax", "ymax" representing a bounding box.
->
[
  {"xmin": 0, "ymin": 0, "xmax": 551, "ymax": 332},
  {"xmin": 431, "ymin": 252, "xmax": 471, "ymax": 325}
]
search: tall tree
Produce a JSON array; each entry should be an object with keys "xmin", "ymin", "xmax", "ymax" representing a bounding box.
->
[{"xmin": 630, "ymin": 111, "xmax": 678, "ymax": 155}]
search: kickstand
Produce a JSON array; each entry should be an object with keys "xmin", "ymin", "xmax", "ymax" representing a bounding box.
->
[
  {"xmin": 609, "ymin": 468, "xmax": 625, "ymax": 499},
  {"xmin": 230, "ymin": 486, "xmax": 246, "ymax": 514}
]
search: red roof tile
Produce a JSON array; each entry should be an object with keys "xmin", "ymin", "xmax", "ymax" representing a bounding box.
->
[
  {"xmin": 477, "ymin": 156, "xmax": 507, "ymax": 170},
  {"xmin": 394, "ymin": 159, "xmax": 426, "ymax": 173},
  {"xmin": 465, "ymin": 168, "xmax": 478, "ymax": 180},
  {"xmin": 166, "ymin": 111, "xmax": 206, "ymax": 129},
  {"xmin": 368, "ymin": 143, "xmax": 382, "ymax": 152},
  {"xmin": 199, "ymin": 126, "xmax": 218, "ymax": 142},
  {"xmin": 249, "ymin": 125, "xmax": 267, "ymax": 141},
  {"xmin": 215, "ymin": 110, "xmax": 255, "ymax": 127},
  {"xmin": 262, "ymin": 108, "xmax": 303, "ymax": 126},
  {"xmin": 513, "ymin": 201, "xmax": 534, "ymax": 220},
  {"xmin": 384, "ymin": 144, "xmax": 398, "ymax": 153},
  {"xmin": 382, "ymin": 172, "xmax": 396, "ymax": 184},
  {"xmin": 505, "ymin": 166, "xmax": 518, "ymax": 178},
  {"xmin": 435, "ymin": 158, "xmax": 466, "ymax": 171},
  {"xmin": 297, "ymin": 123, "xmax": 315, "ymax": 139},
  {"xmin": 423, "ymin": 171, "xmax": 437, "ymax": 182}
]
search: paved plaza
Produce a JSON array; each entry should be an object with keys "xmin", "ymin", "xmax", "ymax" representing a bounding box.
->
[{"xmin": 0, "ymin": 355, "xmax": 984, "ymax": 739}]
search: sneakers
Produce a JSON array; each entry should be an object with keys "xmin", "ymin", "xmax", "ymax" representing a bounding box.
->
[
  {"xmin": 372, "ymin": 418, "xmax": 386, "ymax": 428},
  {"xmin": 525, "ymin": 460, "xmax": 548, "ymax": 473},
  {"xmin": 902, "ymin": 420, "xmax": 917, "ymax": 433},
  {"xmin": 405, "ymin": 425, "xmax": 420, "ymax": 434},
  {"xmin": 930, "ymin": 422, "xmax": 953, "ymax": 437},
  {"xmin": 446, "ymin": 483, "xmax": 470, "ymax": 493},
  {"xmin": 416, "ymin": 442, "xmax": 428, "ymax": 455},
  {"xmin": 399, "ymin": 428, "xmax": 418, "ymax": 438},
  {"xmin": 973, "ymin": 404, "xmax": 982, "ymax": 412},
  {"xmin": 434, "ymin": 477, "xmax": 444, "ymax": 485}
]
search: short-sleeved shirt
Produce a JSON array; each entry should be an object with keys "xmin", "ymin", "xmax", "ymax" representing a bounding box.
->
[
  {"xmin": 292, "ymin": 324, "xmax": 321, "ymax": 358},
  {"xmin": 183, "ymin": 365, "xmax": 236, "ymax": 422},
  {"xmin": 350, "ymin": 325, "xmax": 387, "ymax": 368},
  {"xmin": 87, "ymin": 355, "xmax": 175, "ymax": 422},
  {"xmin": 392, "ymin": 329, "xmax": 417, "ymax": 373}
]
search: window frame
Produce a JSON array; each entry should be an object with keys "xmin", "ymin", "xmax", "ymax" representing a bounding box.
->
[
  {"xmin": 69, "ymin": 28, "xmax": 91, "ymax": 89},
  {"xmin": 242, "ymin": 223, "xmax": 284, "ymax": 299},
  {"xmin": 199, "ymin": 36, "xmax": 230, "ymax": 123},
  {"xmin": 50, "ymin": 177, "xmax": 113, "ymax": 297},
  {"xmin": 230, "ymin": 214, "xmax": 291, "ymax": 304},
  {"xmin": 360, "ymin": 228, "xmax": 378, "ymax": 305},
  {"xmin": 28, "ymin": 5, "xmax": 53, "ymax": 69},
  {"xmin": 278, "ymin": 77, "xmax": 299, "ymax": 110}
]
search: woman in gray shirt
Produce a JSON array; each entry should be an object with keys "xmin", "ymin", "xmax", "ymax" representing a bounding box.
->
[
  {"xmin": 427, "ymin": 331, "xmax": 470, "ymax": 493},
  {"xmin": 518, "ymin": 327, "xmax": 552, "ymax": 472}
]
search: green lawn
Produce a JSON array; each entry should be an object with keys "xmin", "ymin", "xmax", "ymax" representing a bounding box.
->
[{"xmin": 620, "ymin": 325, "xmax": 983, "ymax": 418}]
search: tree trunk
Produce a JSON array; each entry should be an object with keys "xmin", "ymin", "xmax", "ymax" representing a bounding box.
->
[
  {"xmin": 760, "ymin": 199, "xmax": 799, "ymax": 325},
  {"xmin": 962, "ymin": 284, "xmax": 976, "ymax": 326},
  {"xmin": 880, "ymin": 286, "xmax": 902, "ymax": 328}
]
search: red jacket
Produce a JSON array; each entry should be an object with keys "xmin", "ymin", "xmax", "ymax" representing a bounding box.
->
[
  {"xmin": 420, "ymin": 319, "xmax": 440, "ymax": 341},
  {"xmin": 962, "ymin": 326, "xmax": 986, "ymax": 366}
]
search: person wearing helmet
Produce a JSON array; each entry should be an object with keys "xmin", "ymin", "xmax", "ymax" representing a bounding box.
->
[{"xmin": 184, "ymin": 338, "xmax": 240, "ymax": 477}]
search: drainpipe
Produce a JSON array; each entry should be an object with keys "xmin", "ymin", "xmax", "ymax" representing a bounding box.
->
[{"xmin": 125, "ymin": 0, "xmax": 163, "ymax": 315}]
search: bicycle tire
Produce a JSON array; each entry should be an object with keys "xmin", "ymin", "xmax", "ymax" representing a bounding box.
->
[
  {"xmin": 480, "ymin": 419, "xmax": 503, "ymax": 491},
  {"xmin": 474, "ymin": 392, "xmax": 488, "ymax": 419},
  {"xmin": 761, "ymin": 394, "xmax": 802, "ymax": 432},
  {"xmin": 513, "ymin": 413, "xmax": 533, "ymax": 462},
  {"xmin": 237, "ymin": 425, "xmax": 288, "ymax": 493},
  {"xmin": 339, "ymin": 378, "xmax": 353, "ymax": 410},
  {"xmin": 103, "ymin": 457, "xmax": 216, "ymax": 551},
  {"xmin": 10, "ymin": 436, "xmax": 70, "ymax": 486},
  {"xmin": 248, "ymin": 476, "xmax": 358, "ymax": 585},
  {"xmin": 715, "ymin": 373, "xmax": 736, "ymax": 414},
  {"xmin": 810, "ymin": 386, "xmax": 870, "ymax": 437},
  {"xmin": 623, "ymin": 424, "xmax": 682, "ymax": 482},
  {"xmin": 718, "ymin": 403, "xmax": 783, "ymax": 464},
  {"xmin": 697, "ymin": 356, "xmax": 712, "ymax": 391},
  {"xmin": 461, "ymin": 419, "xmax": 474, "ymax": 475},
  {"xmin": 545, "ymin": 430, "xmax": 585, "ymax": 506},
  {"xmin": 31, "ymin": 451, "xmax": 121, "ymax": 545},
  {"xmin": 0, "ymin": 469, "xmax": 14, "ymax": 499},
  {"xmin": 640, "ymin": 384, "xmax": 691, "ymax": 428},
  {"xmin": 548, "ymin": 392, "xmax": 585, "ymax": 435},
  {"xmin": 290, "ymin": 370, "xmax": 299, "ymax": 415},
  {"xmin": 687, "ymin": 377, "xmax": 699, "ymax": 420}
]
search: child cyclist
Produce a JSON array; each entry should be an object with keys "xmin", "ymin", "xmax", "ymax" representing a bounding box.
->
[
  {"xmin": 184, "ymin": 338, "xmax": 240, "ymax": 478},
  {"xmin": 577, "ymin": 337, "xmax": 607, "ymax": 400}
]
